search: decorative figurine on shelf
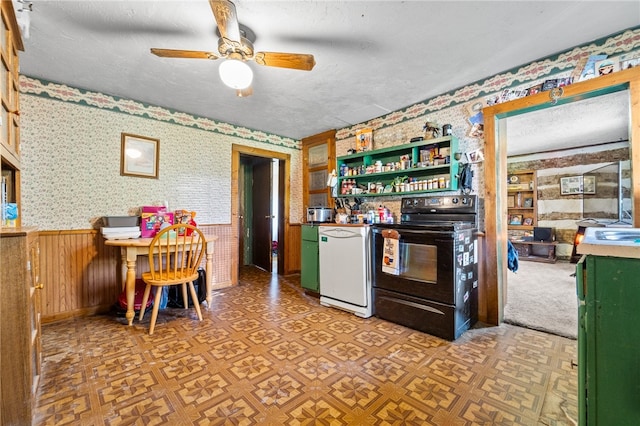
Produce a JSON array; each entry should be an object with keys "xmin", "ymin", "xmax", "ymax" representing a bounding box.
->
[{"xmin": 423, "ymin": 121, "xmax": 440, "ymax": 139}]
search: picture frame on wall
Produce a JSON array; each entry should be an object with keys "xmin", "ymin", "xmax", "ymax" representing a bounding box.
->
[
  {"xmin": 466, "ymin": 148, "xmax": 484, "ymax": 163},
  {"xmin": 583, "ymin": 175, "xmax": 596, "ymax": 194},
  {"xmin": 355, "ymin": 128, "xmax": 373, "ymax": 152},
  {"xmin": 560, "ymin": 175, "xmax": 596, "ymax": 195},
  {"xmin": 594, "ymin": 58, "xmax": 620, "ymax": 76},
  {"xmin": 121, "ymin": 133, "xmax": 160, "ymax": 179},
  {"xmin": 560, "ymin": 176, "xmax": 583, "ymax": 195}
]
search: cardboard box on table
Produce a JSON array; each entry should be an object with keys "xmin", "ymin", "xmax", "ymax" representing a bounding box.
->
[{"xmin": 140, "ymin": 206, "xmax": 174, "ymax": 238}]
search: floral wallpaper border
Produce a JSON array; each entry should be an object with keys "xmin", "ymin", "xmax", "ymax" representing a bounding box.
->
[
  {"xmin": 19, "ymin": 76, "xmax": 300, "ymax": 150},
  {"xmin": 19, "ymin": 27, "xmax": 640, "ymax": 147},
  {"xmin": 336, "ymin": 27, "xmax": 640, "ymax": 140}
]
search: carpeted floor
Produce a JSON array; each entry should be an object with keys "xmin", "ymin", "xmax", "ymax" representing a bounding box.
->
[{"xmin": 504, "ymin": 260, "xmax": 578, "ymax": 339}]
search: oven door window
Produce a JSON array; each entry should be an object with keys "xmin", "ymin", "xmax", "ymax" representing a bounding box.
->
[{"xmin": 398, "ymin": 241, "xmax": 437, "ymax": 282}]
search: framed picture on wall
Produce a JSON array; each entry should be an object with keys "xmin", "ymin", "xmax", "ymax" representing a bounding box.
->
[
  {"xmin": 466, "ymin": 148, "xmax": 484, "ymax": 163},
  {"xmin": 355, "ymin": 128, "xmax": 373, "ymax": 152},
  {"xmin": 560, "ymin": 176, "xmax": 583, "ymax": 195},
  {"xmin": 583, "ymin": 175, "xmax": 596, "ymax": 194},
  {"xmin": 121, "ymin": 133, "xmax": 159, "ymax": 179}
]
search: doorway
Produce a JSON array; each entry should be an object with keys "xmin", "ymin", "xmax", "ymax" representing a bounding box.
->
[
  {"xmin": 239, "ymin": 155, "xmax": 276, "ymax": 272},
  {"xmin": 482, "ymin": 66, "xmax": 640, "ymax": 326},
  {"xmin": 502, "ymin": 92, "xmax": 630, "ymax": 337},
  {"xmin": 232, "ymin": 145, "xmax": 290, "ymax": 283}
]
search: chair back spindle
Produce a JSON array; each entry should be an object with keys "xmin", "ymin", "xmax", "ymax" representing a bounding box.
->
[{"xmin": 139, "ymin": 224, "xmax": 206, "ymax": 334}]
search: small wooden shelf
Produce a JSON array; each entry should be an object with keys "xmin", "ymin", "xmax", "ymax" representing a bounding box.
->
[
  {"xmin": 507, "ymin": 170, "xmax": 537, "ymax": 230},
  {"xmin": 509, "ymin": 225, "xmax": 534, "ymax": 231},
  {"xmin": 511, "ymin": 240, "xmax": 557, "ymax": 263}
]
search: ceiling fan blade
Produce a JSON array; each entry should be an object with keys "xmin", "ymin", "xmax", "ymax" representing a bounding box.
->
[
  {"xmin": 210, "ymin": 0, "xmax": 241, "ymax": 43},
  {"xmin": 151, "ymin": 48, "xmax": 218, "ymax": 60},
  {"xmin": 254, "ymin": 52, "xmax": 316, "ymax": 71}
]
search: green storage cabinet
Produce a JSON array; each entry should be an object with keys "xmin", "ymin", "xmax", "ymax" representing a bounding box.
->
[
  {"xmin": 301, "ymin": 225, "xmax": 320, "ymax": 292},
  {"xmin": 576, "ymin": 254, "xmax": 640, "ymax": 425}
]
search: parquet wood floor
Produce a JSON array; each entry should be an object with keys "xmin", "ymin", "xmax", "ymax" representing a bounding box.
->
[{"xmin": 34, "ymin": 266, "xmax": 578, "ymax": 425}]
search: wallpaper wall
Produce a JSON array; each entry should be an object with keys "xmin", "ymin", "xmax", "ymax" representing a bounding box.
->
[
  {"xmin": 19, "ymin": 87, "xmax": 302, "ymax": 230},
  {"xmin": 334, "ymin": 27, "xmax": 640, "ymax": 224},
  {"xmin": 18, "ymin": 27, "xmax": 640, "ymax": 231}
]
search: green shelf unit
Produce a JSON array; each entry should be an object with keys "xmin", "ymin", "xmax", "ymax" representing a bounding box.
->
[{"xmin": 336, "ymin": 136, "xmax": 459, "ymax": 197}]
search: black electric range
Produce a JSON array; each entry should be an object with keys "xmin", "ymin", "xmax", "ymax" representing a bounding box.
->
[{"xmin": 371, "ymin": 195, "xmax": 479, "ymax": 340}]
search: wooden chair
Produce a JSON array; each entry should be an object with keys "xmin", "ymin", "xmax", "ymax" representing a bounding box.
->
[{"xmin": 139, "ymin": 223, "xmax": 205, "ymax": 334}]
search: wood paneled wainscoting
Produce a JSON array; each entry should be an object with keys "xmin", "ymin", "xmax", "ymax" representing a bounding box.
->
[
  {"xmin": 39, "ymin": 224, "xmax": 234, "ymax": 324},
  {"xmin": 284, "ymin": 223, "xmax": 301, "ymax": 275}
]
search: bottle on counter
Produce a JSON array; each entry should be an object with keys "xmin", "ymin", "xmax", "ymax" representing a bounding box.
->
[{"xmin": 367, "ymin": 210, "xmax": 376, "ymax": 224}]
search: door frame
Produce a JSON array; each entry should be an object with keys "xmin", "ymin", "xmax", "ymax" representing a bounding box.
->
[
  {"xmin": 482, "ymin": 66, "xmax": 640, "ymax": 325},
  {"xmin": 231, "ymin": 144, "xmax": 291, "ymax": 283}
]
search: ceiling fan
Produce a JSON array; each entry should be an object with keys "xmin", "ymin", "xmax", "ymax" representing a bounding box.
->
[{"xmin": 150, "ymin": 0, "xmax": 316, "ymax": 96}]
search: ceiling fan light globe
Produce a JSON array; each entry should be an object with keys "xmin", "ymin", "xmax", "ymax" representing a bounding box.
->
[{"xmin": 219, "ymin": 59, "xmax": 253, "ymax": 90}]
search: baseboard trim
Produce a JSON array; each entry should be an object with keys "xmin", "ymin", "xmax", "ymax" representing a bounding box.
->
[{"xmin": 42, "ymin": 304, "xmax": 112, "ymax": 324}]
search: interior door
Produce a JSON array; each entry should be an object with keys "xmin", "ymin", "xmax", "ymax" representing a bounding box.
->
[
  {"xmin": 276, "ymin": 160, "xmax": 285, "ymax": 274},
  {"xmin": 239, "ymin": 158, "xmax": 248, "ymax": 265},
  {"xmin": 252, "ymin": 157, "xmax": 273, "ymax": 271}
]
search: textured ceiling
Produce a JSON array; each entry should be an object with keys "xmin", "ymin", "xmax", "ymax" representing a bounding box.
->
[
  {"xmin": 15, "ymin": 1, "xmax": 640, "ymax": 142},
  {"xmin": 506, "ymin": 90, "xmax": 630, "ymax": 157}
]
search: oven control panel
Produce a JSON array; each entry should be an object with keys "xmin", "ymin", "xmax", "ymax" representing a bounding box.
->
[{"xmin": 401, "ymin": 195, "xmax": 476, "ymax": 213}]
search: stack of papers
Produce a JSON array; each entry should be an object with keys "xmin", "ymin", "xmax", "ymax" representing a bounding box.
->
[{"xmin": 101, "ymin": 226, "xmax": 141, "ymax": 240}]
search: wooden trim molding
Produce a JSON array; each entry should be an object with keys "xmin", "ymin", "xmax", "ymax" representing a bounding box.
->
[
  {"xmin": 301, "ymin": 130, "xmax": 336, "ymax": 210},
  {"xmin": 231, "ymin": 144, "xmax": 294, "ymax": 279},
  {"xmin": 1, "ymin": 0, "xmax": 24, "ymax": 51},
  {"xmin": 482, "ymin": 66, "xmax": 640, "ymax": 325}
]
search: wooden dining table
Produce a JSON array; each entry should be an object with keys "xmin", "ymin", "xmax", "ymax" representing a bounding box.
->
[{"xmin": 105, "ymin": 235, "xmax": 216, "ymax": 326}]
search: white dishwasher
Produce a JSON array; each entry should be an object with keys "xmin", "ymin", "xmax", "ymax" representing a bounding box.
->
[{"xmin": 318, "ymin": 224, "xmax": 372, "ymax": 318}]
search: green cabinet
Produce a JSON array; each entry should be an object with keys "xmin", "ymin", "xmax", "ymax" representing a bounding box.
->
[
  {"xmin": 301, "ymin": 225, "xmax": 320, "ymax": 292},
  {"xmin": 336, "ymin": 136, "xmax": 459, "ymax": 197},
  {"xmin": 576, "ymin": 254, "xmax": 640, "ymax": 425}
]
